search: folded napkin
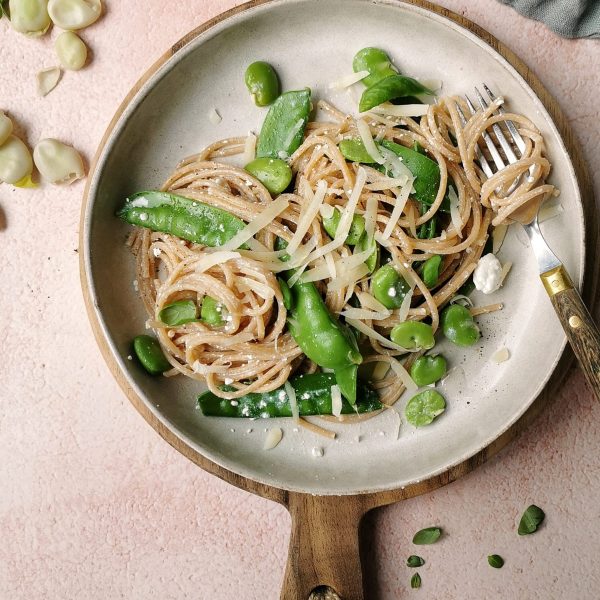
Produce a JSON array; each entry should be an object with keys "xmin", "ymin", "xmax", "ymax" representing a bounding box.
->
[{"xmin": 499, "ymin": 0, "xmax": 600, "ymax": 38}]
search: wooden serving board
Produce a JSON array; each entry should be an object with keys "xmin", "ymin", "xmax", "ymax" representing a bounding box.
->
[{"xmin": 79, "ymin": 1, "xmax": 597, "ymax": 598}]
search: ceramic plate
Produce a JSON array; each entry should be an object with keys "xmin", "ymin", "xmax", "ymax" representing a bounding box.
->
[{"xmin": 82, "ymin": 0, "xmax": 584, "ymax": 495}]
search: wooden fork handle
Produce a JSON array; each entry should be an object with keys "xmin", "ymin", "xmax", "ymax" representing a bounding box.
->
[{"xmin": 541, "ymin": 265, "xmax": 600, "ymax": 400}]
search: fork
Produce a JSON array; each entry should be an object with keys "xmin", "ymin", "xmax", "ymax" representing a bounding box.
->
[{"xmin": 459, "ymin": 85, "xmax": 600, "ymax": 401}]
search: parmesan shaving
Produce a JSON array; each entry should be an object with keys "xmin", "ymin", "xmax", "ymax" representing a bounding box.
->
[
  {"xmin": 357, "ymin": 291, "xmax": 389, "ymax": 313},
  {"xmin": 448, "ymin": 186, "xmax": 463, "ymax": 238},
  {"xmin": 319, "ymin": 203, "xmax": 335, "ymax": 219},
  {"xmin": 492, "ymin": 224, "xmax": 508, "ymax": 254},
  {"xmin": 379, "ymin": 147, "xmax": 413, "ymax": 181},
  {"xmin": 191, "ymin": 251, "xmax": 241, "ymax": 273},
  {"xmin": 382, "ymin": 181, "xmax": 412, "ymax": 239},
  {"xmin": 283, "ymin": 118, "xmax": 305, "ymax": 152},
  {"xmin": 364, "ymin": 196, "xmax": 378, "ymax": 239},
  {"xmin": 287, "ymin": 179, "xmax": 327, "ymax": 254},
  {"xmin": 285, "ymin": 381, "xmax": 299, "ymax": 423},
  {"xmin": 327, "ymin": 263, "xmax": 369, "ymax": 291},
  {"xmin": 242, "ymin": 133, "xmax": 256, "ymax": 164},
  {"xmin": 345, "ymin": 318, "xmax": 415, "ymax": 352},
  {"xmin": 329, "ymin": 70, "xmax": 369, "ymax": 90},
  {"xmin": 325, "ymin": 252, "xmax": 337, "ymax": 280},
  {"xmin": 418, "ymin": 79, "xmax": 442, "ymax": 92},
  {"xmin": 491, "ymin": 347, "xmax": 510, "ymax": 364},
  {"xmin": 499, "ymin": 261, "xmax": 512, "ymax": 286},
  {"xmin": 365, "ymin": 176, "xmax": 410, "ymax": 191},
  {"xmin": 219, "ymin": 196, "xmax": 289, "ymax": 251},
  {"xmin": 397, "ymin": 287, "xmax": 414, "ymax": 323},
  {"xmin": 387, "ymin": 355, "xmax": 419, "ymax": 393},
  {"xmin": 208, "ymin": 108, "xmax": 222, "ymax": 125},
  {"xmin": 263, "ymin": 427, "xmax": 283, "ymax": 450},
  {"xmin": 371, "ymin": 103, "xmax": 430, "ymax": 117},
  {"xmin": 356, "ymin": 118, "xmax": 385, "ymax": 164},
  {"xmin": 340, "ymin": 307, "xmax": 391, "ymax": 321},
  {"xmin": 331, "ymin": 385, "xmax": 343, "ymax": 417}
]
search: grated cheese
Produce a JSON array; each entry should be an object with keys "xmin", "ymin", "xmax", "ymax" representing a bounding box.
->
[
  {"xmin": 371, "ymin": 103, "xmax": 430, "ymax": 117},
  {"xmin": 387, "ymin": 356, "xmax": 419, "ymax": 393},
  {"xmin": 327, "ymin": 263, "xmax": 369, "ymax": 292},
  {"xmin": 331, "ymin": 385, "xmax": 343, "ymax": 417},
  {"xmin": 448, "ymin": 186, "xmax": 463, "ymax": 238},
  {"xmin": 193, "ymin": 251, "xmax": 241, "ymax": 273},
  {"xmin": 263, "ymin": 427, "xmax": 283, "ymax": 450},
  {"xmin": 492, "ymin": 223, "xmax": 508, "ymax": 254},
  {"xmin": 208, "ymin": 108, "xmax": 222, "ymax": 125},
  {"xmin": 285, "ymin": 381, "xmax": 299, "ymax": 423},
  {"xmin": 364, "ymin": 196, "xmax": 378, "ymax": 239},
  {"xmin": 379, "ymin": 147, "xmax": 413, "ymax": 181},
  {"xmin": 491, "ymin": 347, "xmax": 510, "ymax": 364},
  {"xmin": 319, "ymin": 203, "xmax": 335, "ymax": 219},
  {"xmin": 397, "ymin": 288, "xmax": 414, "ymax": 323},
  {"xmin": 365, "ymin": 176, "xmax": 410, "ymax": 191},
  {"xmin": 340, "ymin": 307, "xmax": 392, "ymax": 321},
  {"xmin": 329, "ymin": 69, "xmax": 370, "ymax": 90},
  {"xmin": 418, "ymin": 79, "xmax": 443, "ymax": 92},
  {"xmin": 345, "ymin": 318, "xmax": 414, "ymax": 352},
  {"xmin": 356, "ymin": 118, "xmax": 385, "ymax": 164},
  {"xmin": 283, "ymin": 118, "xmax": 305, "ymax": 151},
  {"xmin": 357, "ymin": 291, "xmax": 389, "ymax": 313},
  {"xmin": 382, "ymin": 181, "xmax": 413, "ymax": 239},
  {"xmin": 242, "ymin": 133, "xmax": 257, "ymax": 164},
  {"xmin": 219, "ymin": 196, "xmax": 289, "ymax": 251},
  {"xmin": 499, "ymin": 261, "xmax": 512, "ymax": 286},
  {"xmin": 287, "ymin": 179, "xmax": 327, "ymax": 254}
]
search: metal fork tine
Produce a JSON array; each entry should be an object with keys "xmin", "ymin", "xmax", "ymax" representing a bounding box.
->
[
  {"xmin": 456, "ymin": 103, "xmax": 494, "ymax": 179},
  {"xmin": 465, "ymin": 94, "xmax": 506, "ymax": 171},
  {"xmin": 483, "ymin": 84, "xmax": 527, "ymax": 155},
  {"xmin": 474, "ymin": 86, "xmax": 519, "ymax": 165}
]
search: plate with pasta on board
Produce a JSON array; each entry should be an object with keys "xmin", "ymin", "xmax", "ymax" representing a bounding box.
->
[{"xmin": 81, "ymin": 0, "xmax": 592, "ymax": 502}]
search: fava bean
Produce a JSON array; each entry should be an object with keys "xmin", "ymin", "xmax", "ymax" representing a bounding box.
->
[
  {"xmin": 405, "ymin": 389, "xmax": 446, "ymax": 427},
  {"xmin": 390, "ymin": 321, "xmax": 435, "ymax": 351},
  {"xmin": 133, "ymin": 335, "xmax": 171, "ymax": 375},
  {"xmin": 441, "ymin": 304, "xmax": 480, "ymax": 346},
  {"xmin": 421, "ymin": 255, "xmax": 442, "ymax": 288},
  {"xmin": 55, "ymin": 31, "xmax": 88, "ymax": 71},
  {"xmin": 158, "ymin": 299, "xmax": 197, "ymax": 326},
  {"xmin": 244, "ymin": 157, "xmax": 292, "ymax": 195},
  {"xmin": 371, "ymin": 263, "xmax": 410, "ymax": 309},
  {"xmin": 33, "ymin": 138, "xmax": 85, "ymax": 185},
  {"xmin": 47, "ymin": 0, "xmax": 102, "ymax": 30},
  {"xmin": 0, "ymin": 135, "xmax": 33, "ymax": 185},
  {"xmin": 9, "ymin": 0, "xmax": 51, "ymax": 34},
  {"xmin": 322, "ymin": 206, "xmax": 365, "ymax": 245},
  {"xmin": 245, "ymin": 61, "xmax": 280, "ymax": 107},
  {"xmin": 201, "ymin": 296, "xmax": 225, "ymax": 326},
  {"xmin": 410, "ymin": 354, "xmax": 447, "ymax": 387},
  {"xmin": 352, "ymin": 47, "xmax": 398, "ymax": 88},
  {"xmin": 0, "ymin": 112, "xmax": 13, "ymax": 146}
]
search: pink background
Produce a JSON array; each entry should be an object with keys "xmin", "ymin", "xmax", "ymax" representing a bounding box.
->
[{"xmin": 1, "ymin": 1, "xmax": 599, "ymax": 598}]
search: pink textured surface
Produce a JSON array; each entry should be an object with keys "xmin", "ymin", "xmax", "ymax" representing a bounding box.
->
[{"xmin": 0, "ymin": 1, "xmax": 599, "ymax": 598}]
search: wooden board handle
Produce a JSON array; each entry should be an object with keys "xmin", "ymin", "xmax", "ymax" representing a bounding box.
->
[
  {"xmin": 542, "ymin": 266, "xmax": 600, "ymax": 400},
  {"xmin": 280, "ymin": 494, "xmax": 366, "ymax": 600}
]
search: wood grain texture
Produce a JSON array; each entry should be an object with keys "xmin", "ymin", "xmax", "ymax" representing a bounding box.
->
[
  {"xmin": 78, "ymin": 1, "xmax": 598, "ymax": 599},
  {"xmin": 550, "ymin": 283, "xmax": 600, "ymax": 401}
]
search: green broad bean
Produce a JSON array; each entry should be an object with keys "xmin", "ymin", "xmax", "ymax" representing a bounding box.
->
[
  {"xmin": 410, "ymin": 354, "xmax": 447, "ymax": 387},
  {"xmin": 370, "ymin": 263, "xmax": 410, "ymax": 309},
  {"xmin": 359, "ymin": 75, "xmax": 434, "ymax": 113},
  {"xmin": 357, "ymin": 232, "xmax": 379, "ymax": 273},
  {"xmin": 158, "ymin": 299, "xmax": 198, "ymax": 326},
  {"xmin": 278, "ymin": 277, "xmax": 293, "ymax": 310},
  {"xmin": 352, "ymin": 47, "xmax": 398, "ymax": 88},
  {"xmin": 322, "ymin": 206, "xmax": 365, "ymax": 245},
  {"xmin": 244, "ymin": 157, "xmax": 292, "ymax": 195},
  {"xmin": 390, "ymin": 321, "xmax": 435, "ymax": 351},
  {"xmin": 405, "ymin": 389, "xmax": 446, "ymax": 427},
  {"xmin": 201, "ymin": 296, "xmax": 225, "ymax": 326},
  {"xmin": 441, "ymin": 304, "xmax": 480, "ymax": 347},
  {"xmin": 421, "ymin": 255, "xmax": 442, "ymax": 288},
  {"xmin": 133, "ymin": 335, "xmax": 171, "ymax": 375},
  {"xmin": 244, "ymin": 61, "xmax": 280, "ymax": 107}
]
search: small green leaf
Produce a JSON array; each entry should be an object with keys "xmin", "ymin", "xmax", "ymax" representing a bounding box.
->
[
  {"xmin": 410, "ymin": 573, "xmax": 421, "ymax": 589},
  {"xmin": 412, "ymin": 527, "xmax": 442, "ymax": 545},
  {"xmin": 407, "ymin": 555, "xmax": 425, "ymax": 568},
  {"xmin": 487, "ymin": 554, "xmax": 504, "ymax": 568},
  {"xmin": 158, "ymin": 299, "xmax": 198, "ymax": 326},
  {"xmin": 518, "ymin": 505, "xmax": 545, "ymax": 535},
  {"xmin": 0, "ymin": 0, "xmax": 7, "ymax": 18}
]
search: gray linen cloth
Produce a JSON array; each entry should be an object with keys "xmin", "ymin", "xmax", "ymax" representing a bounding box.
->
[{"xmin": 499, "ymin": 0, "xmax": 600, "ymax": 38}]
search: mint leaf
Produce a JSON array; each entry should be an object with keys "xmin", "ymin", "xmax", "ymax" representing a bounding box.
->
[
  {"xmin": 407, "ymin": 555, "xmax": 425, "ymax": 568},
  {"xmin": 412, "ymin": 527, "xmax": 442, "ymax": 545},
  {"xmin": 487, "ymin": 554, "xmax": 504, "ymax": 568},
  {"xmin": 518, "ymin": 505, "xmax": 545, "ymax": 535},
  {"xmin": 410, "ymin": 572, "xmax": 421, "ymax": 589}
]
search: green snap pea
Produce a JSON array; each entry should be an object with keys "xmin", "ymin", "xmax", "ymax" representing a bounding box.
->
[
  {"xmin": 256, "ymin": 89, "xmax": 312, "ymax": 159},
  {"xmin": 405, "ymin": 389, "xmax": 446, "ymax": 427},
  {"xmin": 158, "ymin": 299, "xmax": 198, "ymax": 326},
  {"xmin": 278, "ymin": 277, "xmax": 293, "ymax": 310},
  {"xmin": 117, "ymin": 191, "xmax": 247, "ymax": 248},
  {"xmin": 244, "ymin": 61, "xmax": 280, "ymax": 107},
  {"xmin": 370, "ymin": 263, "xmax": 410, "ymax": 309},
  {"xmin": 197, "ymin": 372, "xmax": 382, "ymax": 418},
  {"xmin": 288, "ymin": 281, "xmax": 362, "ymax": 403},
  {"xmin": 359, "ymin": 75, "xmax": 434, "ymax": 113},
  {"xmin": 133, "ymin": 335, "xmax": 171, "ymax": 375},
  {"xmin": 338, "ymin": 138, "xmax": 376, "ymax": 164},
  {"xmin": 352, "ymin": 47, "xmax": 398, "ymax": 88},
  {"xmin": 421, "ymin": 255, "xmax": 442, "ymax": 288},
  {"xmin": 418, "ymin": 217, "xmax": 437, "ymax": 239},
  {"xmin": 457, "ymin": 278, "xmax": 476, "ymax": 296},
  {"xmin": 357, "ymin": 232, "xmax": 379, "ymax": 273},
  {"xmin": 410, "ymin": 355, "xmax": 447, "ymax": 387},
  {"xmin": 244, "ymin": 157, "xmax": 292, "ymax": 195},
  {"xmin": 390, "ymin": 321, "xmax": 435, "ymax": 351},
  {"xmin": 322, "ymin": 206, "xmax": 365, "ymax": 245},
  {"xmin": 201, "ymin": 296, "xmax": 225, "ymax": 326},
  {"xmin": 441, "ymin": 304, "xmax": 480, "ymax": 347}
]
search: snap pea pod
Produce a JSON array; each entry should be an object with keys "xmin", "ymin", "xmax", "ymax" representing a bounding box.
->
[
  {"xmin": 421, "ymin": 255, "xmax": 442, "ymax": 288},
  {"xmin": 359, "ymin": 75, "xmax": 434, "ymax": 113},
  {"xmin": 256, "ymin": 89, "xmax": 312, "ymax": 159},
  {"xmin": 117, "ymin": 191, "xmax": 247, "ymax": 247},
  {"xmin": 288, "ymin": 281, "xmax": 362, "ymax": 403},
  {"xmin": 356, "ymin": 232, "xmax": 379, "ymax": 273},
  {"xmin": 201, "ymin": 296, "xmax": 226, "ymax": 326},
  {"xmin": 338, "ymin": 139, "xmax": 449, "ymax": 210},
  {"xmin": 133, "ymin": 335, "xmax": 171, "ymax": 375},
  {"xmin": 197, "ymin": 372, "xmax": 382, "ymax": 417},
  {"xmin": 352, "ymin": 47, "xmax": 398, "ymax": 88}
]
